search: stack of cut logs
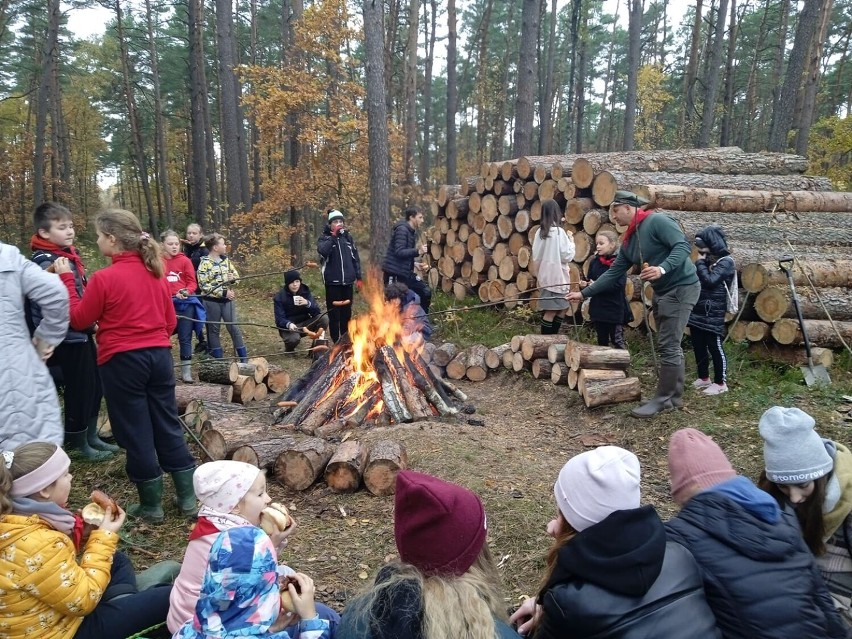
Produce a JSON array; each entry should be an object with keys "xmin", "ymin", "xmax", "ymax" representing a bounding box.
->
[
  {"xmin": 176, "ymin": 395, "xmax": 408, "ymax": 496},
  {"xmin": 429, "ymin": 147, "xmax": 852, "ymax": 366},
  {"xmin": 193, "ymin": 358, "xmax": 289, "ymax": 405}
]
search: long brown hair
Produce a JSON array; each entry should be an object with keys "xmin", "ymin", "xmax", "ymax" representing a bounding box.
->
[
  {"xmin": 539, "ymin": 199, "xmax": 562, "ymax": 240},
  {"xmin": 0, "ymin": 442, "xmax": 60, "ymax": 515},
  {"xmin": 96, "ymin": 209, "xmax": 164, "ymax": 277},
  {"xmin": 758, "ymin": 471, "xmax": 828, "ymax": 555}
]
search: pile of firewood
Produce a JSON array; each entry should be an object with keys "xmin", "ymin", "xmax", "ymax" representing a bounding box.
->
[
  {"xmin": 428, "ymin": 147, "xmax": 852, "ymax": 367},
  {"xmin": 192, "ymin": 358, "xmax": 289, "ymax": 405},
  {"xmin": 179, "ymin": 398, "xmax": 408, "ymax": 496}
]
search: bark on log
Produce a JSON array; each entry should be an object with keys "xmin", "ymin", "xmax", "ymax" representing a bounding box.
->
[
  {"xmin": 531, "ymin": 358, "xmax": 552, "ymax": 379},
  {"xmin": 547, "ymin": 343, "xmax": 567, "ymax": 364},
  {"xmin": 574, "ymin": 148, "xmax": 808, "ymax": 175},
  {"xmin": 382, "ymin": 346, "xmax": 433, "ymax": 420},
  {"xmin": 432, "ymin": 343, "xmax": 459, "ymax": 367},
  {"xmin": 484, "ymin": 344, "xmax": 512, "ymax": 370},
  {"xmin": 265, "ymin": 366, "xmax": 291, "ymax": 394},
  {"xmin": 551, "ymin": 362, "xmax": 570, "ymax": 385},
  {"xmin": 227, "ymin": 437, "xmax": 297, "ymax": 469},
  {"xmin": 363, "ymin": 440, "xmax": 408, "ymax": 496},
  {"xmin": 645, "ymin": 186, "xmax": 852, "ymax": 213},
  {"xmin": 232, "ymin": 375, "xmax": 256, "ymax": 404},
  {"xmin": 747, "ymin": 344, "xmax": 834, "ymax": 368},
  {"xmin": 175, "ymin": 383, "xmax": 234, "ymax": 412},
  {"xmin": 274, "ymin": 437, "xmax": 335, "ymax": 490},
  {"xmin": 583, "ymin": 377, "xmax": 642, "ymax": 408},
  {"xmin": 608, "ymin": 170, "xmax": 833, "ymax": 192},
  {"xmin": 446, "ymin": 351, "xmax": 469, "ymax": 380},
  {"xmin": 756, "ymin": 286, "xmax": 852, "ymax": 322},
  {"xmin": 741, "ymin": 260, "xmax": 852, "ymax": 293},
  {"xmin": 323, "ymin": 440, "xmax": 370, "ymax": 493},
  {"xmin": 771, "ymin": 319, "xmax": 852, "ymax": 348},
  {"xmin": 567, "ymin": 342, "xmax": 632, "ymax": 371},
  {"xmin": 517, "ymin": 155, "xmax": 573, "ymax": 180},
  {"xmin": 466, "ymin": 344, "xmax": 489, "ymax": 381},
  {"xmin": 521, "ymin": 334, "xmax": 570, "ymax": 360},
  {"xmin": 577, "ymin": 369, "xmax": 627, "ymax": 396},
  {"xmin": 670, "ymin": 213, "xmax": 852, "ymax": 248},
  {"xmin": 198, "ymin": 360, "xmax": 239, "ymax": 384}
]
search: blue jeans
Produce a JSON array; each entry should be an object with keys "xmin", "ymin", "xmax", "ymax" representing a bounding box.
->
[{"xmin": 175, "ymin": 303, "xmax": 196, "ymax": 361}]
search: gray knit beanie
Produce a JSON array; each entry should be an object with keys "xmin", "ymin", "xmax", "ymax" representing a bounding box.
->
[{"xmin": 759, "ymin": 406, "xmax": 833, "ymax": 484}]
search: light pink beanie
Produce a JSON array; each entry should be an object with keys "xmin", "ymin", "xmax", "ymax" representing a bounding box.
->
[{"xmin": 668, "ymin": 428, "xmax": 736, "ymax": 503}]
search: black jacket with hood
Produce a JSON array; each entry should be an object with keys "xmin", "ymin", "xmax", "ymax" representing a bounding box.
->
[
  {"xmin": 317, "ymin": 224, "xmax": 362, "ymax": 286},
  {"xmin": 665, "ymin": 477, "xmax": 850, "ymax": 639},
  {"xmin": 688, "ymin": 225, "xmax": 735, "ymax": 336},
  {"xmin": 382, "ymin": 219, "xmax": 419, "ymax": 277},
  {"xmin": 535, "ymin": 506, "xmax": 720, "ymax": 639}
]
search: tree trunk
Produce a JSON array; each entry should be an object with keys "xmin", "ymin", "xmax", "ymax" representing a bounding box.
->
[
  {"xmin": 794, "ymin": 0, "xmax": 834, "ymax": 156},
  {"xmin": 538, "ymin": 0, "xmax": 558, "ymax": 154},
  {"xmin": 188, "ymin": 0, "xmax": 208, "ymax": 227},
  {"xmin": 403, "ymin": 0, "xmax": 419, "ymax": 185},
  {"xmin": 718, "ymin": 0, "xmax": 738, "ymax": 147},
  {"xmin": 419, "ymin": 0, "xmax": 436, "ymax": 186},
  {"xmin": 623, "ymin": 0, "xmax": 642, "ymax": 150},
  {"xmin": 33, "ymin": 0, "xmax": 60, "ymax": 206},
  {"xmin": 697, "ymin": 0, "xmax": 729, "ymax": 147},
  {"xmin": 446, "ymin": 0, "xmax": 457, "ymax": 184},
  {"xmin": 363, "ymin": 0, "xmax": 391, "ymax": 265},
  {"xmin": 513, "ymin": 0, "xmax": 539, "ymax": 157}
]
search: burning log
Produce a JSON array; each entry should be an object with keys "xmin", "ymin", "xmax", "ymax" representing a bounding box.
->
[
  {"xmin": 324, "ymin": 440, "xmax": 370, "ymax": 493},
  {"xmin": 174, "ymin": 383, "xmax": 234, "ymax": 412},
  {"xmin": 405, "ymin": 352, "xmax": 457, "ymax": 416},
  {"xmin": 279, "ymin": 355, "xmax": 349, "ymax": 427},
  {"xmin": 379, "ymin": 346, "xmax": 433, "ymax": 420},
  {"xmin": 364, "ymin": 440, "xmax": 408, "ymax": 496},
  {"xmin": 297, "ymin": 373, "xmax": 359, "ymax": 434},
  {"xmin": 198, "ymin": 360, "xmax": 239, "ymax": 385},
  {"xmin": 372, "ymin": 348, "xmax": 413, "ymax": 423},
  {"xmin": 274, "ymin": 437, "xmax": 336, "ymax": 490}
]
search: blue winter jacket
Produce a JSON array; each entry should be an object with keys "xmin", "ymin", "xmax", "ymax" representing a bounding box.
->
[
  {"xmin": 382, "ymin": 219, "xmax": 419, "ymax": 277},
  {"xmin": 665, "ymin": 476, "xmax": 849, "ymax": 639}
]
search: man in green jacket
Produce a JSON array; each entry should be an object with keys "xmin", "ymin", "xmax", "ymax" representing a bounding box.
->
[{"xmin": 567, "ymin": 191, "xmax": 700, "ymax": 417}]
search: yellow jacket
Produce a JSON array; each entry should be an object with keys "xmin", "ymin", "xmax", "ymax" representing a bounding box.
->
[{"xmin": 0, "ymin": 514, "xmax": 118, "ymax": 639}]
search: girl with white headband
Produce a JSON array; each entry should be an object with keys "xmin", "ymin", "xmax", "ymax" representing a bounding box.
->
[{"xmin": 0, "ymin": 441, "xmax": 171, "ymax": 639}]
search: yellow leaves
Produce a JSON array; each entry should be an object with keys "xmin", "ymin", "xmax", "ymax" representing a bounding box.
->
[
  {"xmin": 635, "ymin": 64, "xmax": 673, "ymax": 150},
  {"xmin": 808, "ymin": 116, "xmax": 852, "ymax": 190}
]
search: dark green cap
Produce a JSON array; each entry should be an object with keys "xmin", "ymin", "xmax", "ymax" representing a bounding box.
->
[{"xmin": 612, "ymin": 190, "xmax": 650, "ymax": 207}]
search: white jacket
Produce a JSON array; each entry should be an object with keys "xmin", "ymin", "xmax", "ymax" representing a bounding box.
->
[{"xmin": 532, "ymin": 227, "xmax": 575, "ymax": 294}]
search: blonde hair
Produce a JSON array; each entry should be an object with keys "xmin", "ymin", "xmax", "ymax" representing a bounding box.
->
[
  {"xmin": 0, "ymin": 442, "xmax": 59, "ymax": 515},
  {"xmin": 349, "ymin": 545, "xmax": 507, "ymax": 639},
  {"xmin": 96, "ymin": 209, "xmax": 164, "ymax": 278},
  {"xmin": 160, "ymin": 229, "xmax": 181, "ymax": 242},
  {"xmin": 596, "ymin": 230, "xmax": 618, "ymax": 246}
]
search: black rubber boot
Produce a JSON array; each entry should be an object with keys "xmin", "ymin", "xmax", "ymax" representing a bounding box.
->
[
  {"xmin": 128, "ymin": 477, "xmax": 165, "ymax": 524},
  {"xmin": 171, "ymin": 468, "xmax": 198, "ymax": 517},
  {"xmin": 65, "ymin": 430, "xmax": 114, "ymax": 461},
  {"xmin": 632, "ymin": 364, "xmax": 680, "ymax": 418},
  {"xmin": 671, "ymin": 364, "xmax": 685, "ymax": 408},
  {"xmin": 87, "ymin": 419, "xmax": 120, "ymax": 453}
]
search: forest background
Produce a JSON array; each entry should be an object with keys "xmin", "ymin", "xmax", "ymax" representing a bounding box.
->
[{"xmin": 1, "ymin": 0, "xmax": 851, "ymax": 267}]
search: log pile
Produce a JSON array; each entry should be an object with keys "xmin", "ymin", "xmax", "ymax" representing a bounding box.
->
[
  {"xmin": 430, "ymin": 147, "xmax": 852, "ymax": 367},
  {"xmin": 193, "ymin": 357, "xmax": 287, "ymax": 406}
]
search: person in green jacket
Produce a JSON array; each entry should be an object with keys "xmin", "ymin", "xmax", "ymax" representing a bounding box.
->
[{"xmin": 567, "ymin": 191, "xmax": 699, "ymax": 417}]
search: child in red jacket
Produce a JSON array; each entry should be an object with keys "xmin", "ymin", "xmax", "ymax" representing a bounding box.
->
[{"xmin": 54, "ymin": 209, "xmax": 196, "ymax": 524}]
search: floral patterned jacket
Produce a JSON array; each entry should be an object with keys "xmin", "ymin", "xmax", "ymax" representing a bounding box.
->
[{"xmin": 0, "ymin": 514, "xmax": 118, "ymax": 639}]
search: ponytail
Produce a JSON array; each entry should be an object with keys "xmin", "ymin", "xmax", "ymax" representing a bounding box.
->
[{"xmin": 96, "ymin": 209, "xmax": 164, "ymax": 278}]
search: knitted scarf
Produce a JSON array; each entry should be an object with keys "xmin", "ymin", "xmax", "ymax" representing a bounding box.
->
[
  {"xmin": 598, "ymin": 254, "xmax": 616, "ymax": 267},
  {"xmin": 12, "ymin": 496, "xmax": 85, "ymax": 549},
  {"xmin": 620, "ymin": 209, "xmax": 652, "ymax": 246}
]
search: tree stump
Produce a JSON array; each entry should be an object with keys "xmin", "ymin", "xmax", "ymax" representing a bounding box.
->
[
  {"xmin": 324, "ymin": 440, "xmax": 370, "ymax": 493},
  {"xmin": 363, "ymin": 440, "xmax": 408, "ymax": 497},
  {"xmin": 274, "ymin": 437, "xmax": 335, "ymax": 490}
]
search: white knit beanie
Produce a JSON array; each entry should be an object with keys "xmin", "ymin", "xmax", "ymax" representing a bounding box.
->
[
  {"xmin": 554, "ymin": 446, "xmax": 641, "ymax": 532},
  {"xmin": 759, "ymin": 406, "xmax": 833, "ymax": 484},
  {"xmin": 193, "ymin": 461, "xmax": 262, "ymax": 513}
]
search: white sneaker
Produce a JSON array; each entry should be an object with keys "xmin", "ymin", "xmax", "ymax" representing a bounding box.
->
[
  {"xmin": 692, "ymin": 378, "xmax": 712, "ymax": 389},
  {"xmin": 703, "ymin": 383, "xmax": 728, "ymax": 395}
]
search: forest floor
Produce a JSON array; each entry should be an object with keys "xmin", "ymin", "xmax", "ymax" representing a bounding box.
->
[{"xmin": 69, "ymin": 276, "xmax": 852, "ymax": 618}]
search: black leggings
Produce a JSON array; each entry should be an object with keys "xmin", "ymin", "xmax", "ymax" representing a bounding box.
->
[
  {"xmin": 690, "ymin": 327, "xmax": 727, "ymax": 384},
  {"xmin": 594, "ymin": 321, "xmax": 625, "ymax": 348},
  {"xmin": 326, "ymin": 284, "xmax": 354, "ymax": 342}
]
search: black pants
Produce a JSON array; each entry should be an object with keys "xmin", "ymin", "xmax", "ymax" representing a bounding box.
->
[
  {"xmin": 49, "ymin": 340, "xmax": 102, "ymax": 435},
  {"xmin": 278, "ymin": 314, "xmax": 330, "ymax": 352},
  {"xmin": 326, "ymin": 284, "xmax": 354, "ymax": 342},
  {"xmin": 594, "ymin": 321, "xmax": 625, "ymax": 349},
  {"xmin": 99, "ymin": 348, "xmax": 195, "ymax": 483},
  {"xmin": 690, "ymin": 327, "xmax": 727, "ymax": 384},
  {"xmin": 383, "ymin": 271, "xmax": 432, "ymax": 313}
]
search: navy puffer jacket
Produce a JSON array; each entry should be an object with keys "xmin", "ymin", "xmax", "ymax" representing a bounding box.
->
[
  {"xmin": 666, "ymin": 483, "xmax": 849, "ymax": 639},
  {"xmin": 317, "ymin": 225, "xmax": 362, "ymax": 286},
  {"xmin": 688, "ymin": 225, "xmax": 735, "ymax": 336},
  {"xmin": 382, "ymin": 219, "xmax": 419, "ymax": 277}
]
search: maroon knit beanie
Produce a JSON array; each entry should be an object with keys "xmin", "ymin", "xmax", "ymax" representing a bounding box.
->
[
  {"xmin": 669, "ymin": 428, "xmax": 736, "ymax": 504},
  {"xmin": 394, "ymin": 470, "xmax": 487, "ymax": 576}
]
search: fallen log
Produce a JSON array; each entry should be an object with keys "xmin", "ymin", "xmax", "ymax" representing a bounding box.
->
[
  {"xmin": 325, "ymin": 440, "xmax": 370, "ymax": 493},
  {"xmin": 747, "ymin": 344, "xmax": 834, "ymax": 369},
  {"xmin": 566, "ymin": 342, "xmax": 632, "ymax": 371},
  {"xmin": 432, "ymin": 343, "xmax": 459, "ymax": 367},
  {"xmin": 175, "ymin": 383, "xmax": 234, "ymax": 412},
  {"xmin": 232, "ymin": 375, "xmax": 256, "ymax": 405},
  {"xmin": 274, "ymin": 437, "xmax": 335, "ymax": 490},
  {"xmin": 235, "ymin": 362, "xmax": 263, "ymax": 384},
  {"xmin": 247, "ymin": 357, "xmax": 269, "ymax": 382},
  {"xmin": 745, "ymin": 321, "xmax": 771, "ymax": 342},
  {"xmin": 531, "ymin": 359, "xmax": 552, "ymax": 380},
  {"xmin": 265, "ymin": 365, "xmax": 291, "ymax": 394},
  {"xmin": 485, "ymin": 343, "xmax": 512, "ymax": 369},
  {"xmin": 296, "ymin": 373, "xmax": 358, "ymax": 435},
  {"xmin": 583, "ymin": 377, "xmax": 642, "ymax": 408},
  {"xmin": 741, "ymin": 260, "xmax": 852, "ymax": 293},
  {"xmin": 645, "ymin": 186, "xmax": 852, "ymax": 213},
  {"xmin": 198, "ymin": 430, "xmax": 227, "ymax": 461},
  {"xmin": 610, "ymin": 170, "xmax": 833, "ymax": 192},
  {"xmin": 551, "ymin": 362, "xmax": 570, "ymax": 385},
  {"xmin": 548, "ymin": 343, "xmax": 567, "ymax": 364},
  {"xmin": 228, "ymin": 436, "xmax": 298, "ymax": 469},
  {"xmin": 577, "ymin": 369, "xmax": 627, "ymax": 396},
  {"xmin": 573, "ymin": 148, "xmax": 808, "ymax": 175},
  {"xmin": 446, "ymin": 351, "xmax": 469, "ymax": 380},
  {"xmin": 252, "ymin": 383, "xmax": 268, "ymax": 402},
  {"xmin": 502, "ymin": 347, "xmax": 515, "ymax": 369},
  {"xmin": 670, "ymin": 214, "xmax": 852, "ymax": 248},
  {"xmin": 512, "ymin": 351, "xmax": 531, "ymax": 372},
  {"xmin": 363, "ymin": 440, "xmax": 408, "ymax": 497},
  {"xmin": 771, "ymin": 319, "xmax": 852, "ymax": 348},
  {"xmin": 567, "ymin": 367, "xmax": 580, "ymax": 390},
  {"xmin": 755, "ymin": 286, "xmax": 852, "ymax": 322},
  {"xmin": 521, "ymin": 334, "xmax": 570, "ymax": 361},
  {"xmin": 198, "ymin": 360, "xmax": 239, "ymax": 385},
  {"xmin": 466, "ymin": 344, "xmax": 489, "ymax": 381}
]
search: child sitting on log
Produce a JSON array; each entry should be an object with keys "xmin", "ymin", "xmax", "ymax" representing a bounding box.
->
[
  {"xmin": 0, "ymin": 441, "xmax": 172, "ymax": 639},
  {"xmin": 168, "ymin": 461, "xmax": 339, "ymax": 636},
  {"xmin": 384, "ymin": 281, "xmax": 433, "ymax": 344},
  {"xmin": 582, "ymin": 230, "xmax": 632, "ymax": 349},
  {"xmin": 273, "ymin": 269, "xmax": 330, "ymax": 352},
  {"xmin": 174, "ymin": 525, "xmax": 330, "ymax": 639},
  {"xmin": 337, "ymin": 470, "xmax": 521, "ymax": 639}
]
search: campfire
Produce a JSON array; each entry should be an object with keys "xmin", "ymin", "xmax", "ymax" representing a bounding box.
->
[{"xmin": 274, "ymin": 279, "xmax": 466, "ymax": 435}]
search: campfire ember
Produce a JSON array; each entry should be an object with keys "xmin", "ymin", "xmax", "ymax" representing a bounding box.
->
[{"xmin": 275, "ymin": 279, "xmax": 466, "ymax": 434}]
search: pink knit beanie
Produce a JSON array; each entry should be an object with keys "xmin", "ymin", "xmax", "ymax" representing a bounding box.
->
[{"xmin": 668, "ymin": 428, "xmax": 736, "ymax": 503}]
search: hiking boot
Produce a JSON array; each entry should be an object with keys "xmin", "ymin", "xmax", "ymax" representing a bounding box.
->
[
  {"xmin": 127, "ymin": 477, "xmax": 165, "ymax": 524},
  {"xmin": 65, "ymin": 430, "xmax": 114, "ymax": 462},
  {"xmin": 692, "ymin": 378, "xmax": 712, "ymax": 389},
  {"xmin": 171, "ymin": 468, "xmax": 198, "ymax": 517},
  {"xmin": 703, "ymin": 382, "xmax": 728, "ymax": 395}
]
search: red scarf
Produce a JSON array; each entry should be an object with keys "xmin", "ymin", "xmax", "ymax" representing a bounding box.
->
[
  {"xmin": 620, "ymin": 209, "xmax": 652, "ymax": 246},
  {"xmin": 598, "ymin": 254, "xmax": 616, "ymax": 267},
  {"xmin": 30, "ymin": 235, "xmax": 87, "ymax": 283},
  {"xmin": 189, "ymin": 516, "xmax": 221, "ymax": 541}
]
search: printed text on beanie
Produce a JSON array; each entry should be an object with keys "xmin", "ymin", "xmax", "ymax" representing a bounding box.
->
[{"xmin": 759, "ymin": 406, "xmax": 833, "ymax": 484}]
